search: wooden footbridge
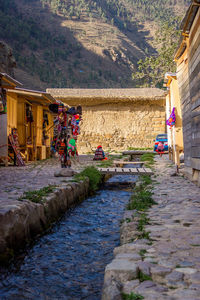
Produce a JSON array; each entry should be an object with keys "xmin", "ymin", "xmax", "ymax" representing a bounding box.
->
[{"xmin": 97, "ymin": 166, "xmax": 153, "ymax": 176}]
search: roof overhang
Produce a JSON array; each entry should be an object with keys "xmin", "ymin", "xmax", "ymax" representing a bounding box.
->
[
  {"xmin": 181, "ymin": 0, "xmax": 200, "ymax": 34},
  {"xmin": 0, "ymin": 72, "xmax": 22, "ymax": 89},
  {"xmin": 174, "ymin": 0, "xmax": 200, "ymax": 61},
  {"xmin": 46, "ymin": 88, "xmax": 166, "ymax": 106},
  {"xmin": 164, "ymin": 72, "xmax": 177, "ymax": 87},
  {"xmin": 7, "ymin": 88, "xmax": 56, "ymax": 105}
]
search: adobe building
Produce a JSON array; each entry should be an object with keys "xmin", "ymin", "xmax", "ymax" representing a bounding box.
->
[
  {"xmin": 164, "ymin": 72, "xmax": 184, "ymax": 168},
  {"xmin": 47, "ymin": 88, "xmax": 166, "ymax": 153},
  {"xmin": 174, "ymin": 0, "xmax": 200, "ymax": 184}
]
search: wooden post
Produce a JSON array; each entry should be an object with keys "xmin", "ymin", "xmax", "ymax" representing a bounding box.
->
[
  {"xmin": 175, "ymin": 145, "xmax": 180, "ymax": 173},
  {"xmin": 169, "ymin": 146, "xmax": 172, "ymax": 160}
]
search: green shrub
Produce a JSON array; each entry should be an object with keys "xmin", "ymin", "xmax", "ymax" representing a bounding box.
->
[
  {"xmin": 127, "ymin": 189, "xmax": 155, "ymax": 211},
  {"xmin": 74, "ymin": 166, "xmax": 102, "ymax": 193}
]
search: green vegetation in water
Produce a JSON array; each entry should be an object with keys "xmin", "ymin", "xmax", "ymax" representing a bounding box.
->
[
  {"xmin": 18, "ymin": 185, "xmax": 57, "ymax": 203},
  {"xmin": 74, "ymin": 166, "xmax": 102, "ymax": 193},
  {"xmin": 122, "ymin": 292, "xmax": 144, "ymax": 300}
]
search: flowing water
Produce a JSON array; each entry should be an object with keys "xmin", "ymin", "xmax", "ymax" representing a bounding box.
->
[{"xmin": 0, "ymin": 174, "xmax": 137, "ymax": 300}]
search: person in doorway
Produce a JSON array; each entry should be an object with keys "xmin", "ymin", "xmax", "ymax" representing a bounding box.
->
[
  {"xmin": 157, "ymin": 141, "xmax": 164, "ymax": 157},
  {"xmin": 93, "ymin": 145, "xmax": 105, "ymax": 160}
]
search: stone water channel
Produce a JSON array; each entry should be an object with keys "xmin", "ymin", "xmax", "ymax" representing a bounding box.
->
[{"xmin": 0, "ymin": 172, "xmax": 138, "ymax": 300}]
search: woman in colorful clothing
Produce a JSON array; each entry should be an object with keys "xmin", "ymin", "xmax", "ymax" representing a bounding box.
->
[
  {"xmin": 157, "ymin": 141, "xmax": 164, "ymax": 157},
  {"xmin": 93, "ymin": 145, "xmax": 105, "ymax": 160}
]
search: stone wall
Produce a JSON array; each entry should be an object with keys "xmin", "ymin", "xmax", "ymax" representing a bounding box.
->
[{"xmin": 77, "ymin": 100, "xmax": 166, "ymax": 153}]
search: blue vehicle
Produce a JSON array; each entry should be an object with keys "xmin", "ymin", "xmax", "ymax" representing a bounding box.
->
[{"xmin": 154, "ymin": 134, "xmax": 168, "ymax": 152}]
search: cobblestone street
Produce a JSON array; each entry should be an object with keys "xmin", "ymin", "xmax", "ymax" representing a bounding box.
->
[
  {"xmin": 0, "ymin": 155, "xmax": 95, "ymax": 208},
  {"xmin": 142, "ymin": 156, "xmax": 200, "ymax": 299},
  {"xmin": 1, "ymin": 155, "xmax": 200, "ymax": 299},
  {"xmin": 104, "ymin": 156, "xmax": 200, "ymax": 300}
]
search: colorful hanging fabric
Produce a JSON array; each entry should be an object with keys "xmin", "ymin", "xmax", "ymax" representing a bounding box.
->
[
  {"xmin": 68, "ymin": 138, "xmax": 78, "ymax": 157},
  {"xmin": 71, "ymin": 114, "xmax": 80, "ymax": 136},
  {"xmin": 166, "ymin": 107, "xmax": 176, "ymax": 129}
]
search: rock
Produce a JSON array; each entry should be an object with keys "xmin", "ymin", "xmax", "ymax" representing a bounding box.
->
[
  {"xmin": 175, "ymin": 267, "xmax": 197, "ymax": 275},
  {"xmin": 150, "ymin": 266, "xmax": 171, "ymax": 283},
  {"xmin": 120, "ymin": 221, "xmax": 138, "ymax": 244},
  {"xmin": 122, "ymin": 279, "xmax": 140, "ymax": 294},
  {"xmin": 170, "ymin": 288, "xmax": 200, "ymax": 299},
  {"xmin": 101, "ymin": 278, "xmax": 122, "ymax": 300},
  {"xmin": 104, "ymin": 259, "xmax": 138, "ymax": 283},
  {"xmin": 136, "ymin": 280, "xmax": 156, "ymax": 289},
  {"xmin": 114, "ymin": 243, "xmax": 149, "ymax": 256},
  {"xmin": 0, "ymin": 41, "xmax": 16, "ymax": 76},
  {"xmin": 138, "ymin": 261, "xmax": 153, "ymax": 276},
  {"xmin": 189, "ymin": 272, "xmax": 200, "ymax": 284},
  {"xmin": 166, "ymin": 271, "xmax": 184, "ymax": 282},
  {"xmin": 54, "ymin": 169, "xmax": 76, "ymax": 177},
  {"xmin": 115, "ymin": 253, "xmax": 141, "ymax": 261}
]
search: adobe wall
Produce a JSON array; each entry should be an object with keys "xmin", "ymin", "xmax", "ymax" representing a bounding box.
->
[{"xmin": 77, "ymin": 100, "xmax": 166, "ymax": 153}]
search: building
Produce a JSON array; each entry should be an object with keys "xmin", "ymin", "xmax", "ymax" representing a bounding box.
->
[
  {"xmin": 0, "ymin": 73, "xmax": 22, "ymax": 166},
  {"xmin": 164, "ymin": 72, "xmax": 184, "ymax": 168},
  {"xmin": 0, "ymin": 72, "xmax": 56, "ymax": 166},
  {"xmin": 47, "ymin": 88, "xmax": 166, "ymax": 153},
  {"xmin": 174, "ymin": 0, "xmax": 200, "ymax": 184},
  {"xmin": 6, "ymin": 87, "xmax": 55, "ymax": 162}
]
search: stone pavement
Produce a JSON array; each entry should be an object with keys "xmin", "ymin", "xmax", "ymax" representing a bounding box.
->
[
  {"xmin": 0, "ymin": 155, "xmax": 96, "ymax": 208},
  {"xmin": 102, "ymin": 155, "xmax": 200, "ymax": 300},
  {"xmin": 144, "ymin": 156, "xmax": 200, "ymax": 299}
]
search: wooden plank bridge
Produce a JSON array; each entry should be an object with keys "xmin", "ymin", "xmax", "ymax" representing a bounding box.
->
[
  {"xmin": 97, "ymin": 167, "xmax": 153, "ymax": 175},
  {"xmin": 113, "ymin": 160, "xmax": 145, "ymax": 166}
]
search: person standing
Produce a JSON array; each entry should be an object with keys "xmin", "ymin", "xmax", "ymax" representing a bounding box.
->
[{"xmin": 157, "ymin": 141, "xmax": 164, "ymax": 157}]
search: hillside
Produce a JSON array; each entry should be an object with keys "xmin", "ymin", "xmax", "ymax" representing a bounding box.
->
[{"xmin": 0, "ymin": 0, "xmax": 190, "ymax": 89}]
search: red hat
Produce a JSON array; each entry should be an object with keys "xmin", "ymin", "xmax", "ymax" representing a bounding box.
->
[{"xmin": 97, "ymin": 145, "xmax": 102, "ymax": 148}]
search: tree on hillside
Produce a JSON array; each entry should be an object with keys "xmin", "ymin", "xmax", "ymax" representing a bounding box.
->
[{"xmin": 132, "ymin": 22, "xmax": 181, "ymax": 88}]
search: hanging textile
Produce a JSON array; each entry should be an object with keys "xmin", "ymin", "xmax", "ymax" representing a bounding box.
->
[{"xmin": 166, "ymin": 107, "xmax": 176, "ymax": 129}]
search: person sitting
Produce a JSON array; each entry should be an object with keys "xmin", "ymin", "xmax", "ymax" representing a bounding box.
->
[{"xmin": 93, "ymin": 145, "xmax": 105, "ymax": 160}]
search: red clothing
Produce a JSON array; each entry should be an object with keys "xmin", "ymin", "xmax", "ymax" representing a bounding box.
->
[
  {"xmin": 93, "ymin": 148, "xmax": 105, "ymax": 160},
  {"xmin": 157, "ymin": 142, "xmax": 164, "ymax": 151}
]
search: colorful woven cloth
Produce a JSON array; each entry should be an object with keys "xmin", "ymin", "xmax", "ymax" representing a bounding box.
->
[{"xmin": 166, "ymin": 107, "xmax": 176, "ymax": 129}]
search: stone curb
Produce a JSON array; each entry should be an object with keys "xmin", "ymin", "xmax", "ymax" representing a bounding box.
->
[
  {"xmin": 101, "ymin": 179, "xmax": 150, "ymax": 300},
  {"xmin": 0, "ymin": 178, "xmax": 89, "ymax": 263}
]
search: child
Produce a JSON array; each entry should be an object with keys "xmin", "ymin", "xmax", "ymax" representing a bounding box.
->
[
  {"xmin": 93, "ymin": 145, "xmax": 105, "ymax": 160},
  {"xmin": 157, "ymin": 141, "xmax": 164, "ymax": 157}
]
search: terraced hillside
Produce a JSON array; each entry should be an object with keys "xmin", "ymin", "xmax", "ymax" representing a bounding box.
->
[{"xmin": 0, "ymin": 0, "xmax": 190, "ymax": 89}]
